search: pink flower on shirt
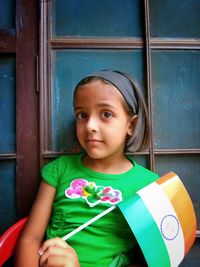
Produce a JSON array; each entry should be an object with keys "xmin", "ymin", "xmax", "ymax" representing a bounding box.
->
[{"xmin": 65, "ymin": 178, "xmax": 122, "ymax": 207}]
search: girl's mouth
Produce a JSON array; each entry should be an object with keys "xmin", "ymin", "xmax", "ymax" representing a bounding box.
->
[{"xmin": 86, "ymin": 139, "xmax": 102, "ymax": 144}]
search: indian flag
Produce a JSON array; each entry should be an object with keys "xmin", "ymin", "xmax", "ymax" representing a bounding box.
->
[{"xmin": 118, "ymin": 172, "xmax": 196, "ymax": 267}]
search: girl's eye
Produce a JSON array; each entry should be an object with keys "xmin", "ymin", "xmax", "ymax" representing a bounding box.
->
[
  {"xmin": 76, "ymin": 112, "xmax": 87, "ymax": 120},
  {"xmin": 101, "ymin": 111, "xmax": 113, "ymax": 119}
]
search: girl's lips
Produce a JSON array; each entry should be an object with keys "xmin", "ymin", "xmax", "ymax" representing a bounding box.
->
[{"xmin": 86, "ymin": 139, "xmax": 102, "ymax": 144}]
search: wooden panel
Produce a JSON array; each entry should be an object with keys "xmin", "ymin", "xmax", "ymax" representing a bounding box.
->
[
  {"xmin": 0, "ymin": 55, "xmax": 15, "ymax": 153},
  {"xmin": 180, "ymin": 239, "xmax": 200, "ymax": 266},
  {"xmin": 0, "ymin": 30, "xmax": 16, "ymax": 53},
  {"xmin": 0, "ymin": 160, "xmax": 16, "ymax": 234},
  {"xmin": 149, "ymin": 0, "xmax": 200, "ymax": 38},
  {"xmin": 0, "ymin": 0, "xmax": 15, "ymax": 29},
  {"xmin": 52, "ymin": 0, "xmax": 142, "ymax": 37},
  {"xmin": 152, "ymin": 50, "xmax": 200, "ymax": 149},
  {"xmin": 131, "ymin": 155, "xmax": 150, "ymax": 169}
]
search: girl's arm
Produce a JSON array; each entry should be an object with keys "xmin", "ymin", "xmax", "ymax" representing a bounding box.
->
[{"xmin": 14, "ymin": 181, "xmax": 56, "ymax": 267}]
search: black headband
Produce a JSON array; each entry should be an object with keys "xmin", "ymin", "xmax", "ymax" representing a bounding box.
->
[{"xmin": 85, "ymin": 70, "xmax": 138, "ymax": 114}]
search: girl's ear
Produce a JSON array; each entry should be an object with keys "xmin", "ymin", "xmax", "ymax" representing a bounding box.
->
[{"xmin": 127, "ymin": 115, "xmax": 137, "ymax": 136}]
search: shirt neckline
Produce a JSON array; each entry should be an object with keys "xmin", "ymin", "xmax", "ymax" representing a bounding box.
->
[{"xmin": 75, "ymin": 153, "xmax": 138, "ymax": 179}]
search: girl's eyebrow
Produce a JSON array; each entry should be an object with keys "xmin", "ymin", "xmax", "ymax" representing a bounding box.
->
[
  {"xmin": 97, "ymin": 102, "xmax": 118, "ymax": 109},
  {"xmin": 74, "ymin": 102, "xmax": 118, "ymax": 111},
  {"xmin": 74, "ymin": 103, "xmax": 118, "ymax": 112}
]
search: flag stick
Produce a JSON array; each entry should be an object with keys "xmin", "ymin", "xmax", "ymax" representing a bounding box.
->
[{"xmin": 62, "ymin": 205, "xmax": 116, "ymax": 241}]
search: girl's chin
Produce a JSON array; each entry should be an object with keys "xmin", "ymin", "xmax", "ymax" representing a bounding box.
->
[
  {"xmin": 84, "ymin": 149, "xmax": 107, "ymax": 160},
  {"xmin": 86, "ymin": 152, "xmax": 104, "ymax": 159}
]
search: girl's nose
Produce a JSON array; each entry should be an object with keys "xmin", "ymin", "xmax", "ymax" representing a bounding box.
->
[{"xmin": 86, "ymin": 116, "xmax": 98, "ymax": 132}]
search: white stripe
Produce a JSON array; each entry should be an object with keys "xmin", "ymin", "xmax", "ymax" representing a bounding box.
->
[{"xmin": 137, "ymin": 182, "xmax": 184, "ymax": 267}]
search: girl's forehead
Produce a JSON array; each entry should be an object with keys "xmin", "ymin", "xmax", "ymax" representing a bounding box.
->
[
  {"xmin": 74, "ymin": 80, "xmax": 126, "ymax": 107},
  {"xmin": 75, "ymin": 80, "xmax": 122, "ymax": 97}
]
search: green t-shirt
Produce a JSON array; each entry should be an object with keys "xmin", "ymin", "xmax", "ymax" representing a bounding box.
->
[{"xmin": 41, "ymin": 153, "xmax": 159, "ymax": 267}]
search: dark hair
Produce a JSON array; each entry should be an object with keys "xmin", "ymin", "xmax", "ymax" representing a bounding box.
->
[{"xmin": 73, "ymin": 71, "xmax": 150, "ymax": 153}]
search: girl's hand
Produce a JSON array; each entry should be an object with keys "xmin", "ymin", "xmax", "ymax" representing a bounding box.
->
[{"xmin": 39, "ymin": 238, "xmax": 80, "ymax": 267}]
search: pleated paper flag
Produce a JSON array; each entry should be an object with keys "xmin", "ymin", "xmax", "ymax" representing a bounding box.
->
[{"xmin": 118, "ymin": 172, "xmax": 197, "ymax": 267}]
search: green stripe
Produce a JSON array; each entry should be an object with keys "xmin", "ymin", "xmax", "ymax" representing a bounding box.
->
[{"xmin": 118, "ymin": 194, "xmax": 171, "ymax": 267}]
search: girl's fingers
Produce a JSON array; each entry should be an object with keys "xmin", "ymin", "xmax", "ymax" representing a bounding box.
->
[
  {"xmin": 39, "ymin": 247, "xmax": 79, "ymax": 267},
  {"xmin": 41, "ymin": 255, "xmax": 69, "ymax": 267},
  {"xmin": 39, "ymin": 237, "xmax": 68, "ymax": 254},
  {"xmin": 38, "ymin": 238, "xmax": 80, "ymax": 267},
  {"xmin": 39, "ymin": 247, "xmax": 68, "ymax": 266},
  {"xmin": 40, "ymin": 255, "xmax": 79, "ymax": 267}
]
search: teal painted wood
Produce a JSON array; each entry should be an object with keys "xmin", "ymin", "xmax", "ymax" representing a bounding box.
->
[
  {"xmin": 132, "ymin": 155, "xmax": 149, "ymax": 169},
  {"xmin": 180, "ymin": 239, "xmax": 200, "ymax": 266},
  {"xmin": 52, "ymin": 0, "xmax": 142, "ymax": 37},
  {"xmin": 0, "ymin": 0, "xmax": 15, "ymax": 29},
  {"xmin": 149, "ymin": 0, "xmax": 200, "ymax": 38},
  {"xmin": 0, "ymin": 0, "xmax": 16, "ymax": 240},
  {"xmin": 152, "ymin": 50, "xmax": 200, "ymax": 149},
  {"xmin": 51, "ymin": 49, "xmax": 145, "ymax": 152},
  {"xmin": 0, "ymin": 160, "xmax": 16, "ymax": 235},
  {"xmin": 0, "ymin": 56, "xmax": 16, "ymax": 153}
]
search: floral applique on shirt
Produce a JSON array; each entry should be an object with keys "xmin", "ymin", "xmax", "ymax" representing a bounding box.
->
[{"xmin": 65, "ymin": 179, "xmax": 122, "ymax": 207}]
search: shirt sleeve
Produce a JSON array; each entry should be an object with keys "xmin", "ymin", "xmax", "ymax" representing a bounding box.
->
[{"xmin": 41, "ymin": 157, "xmax": 62, "ymax": 188}]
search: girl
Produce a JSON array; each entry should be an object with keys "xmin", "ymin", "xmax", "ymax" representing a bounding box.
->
[{"xmin": 15, "ymin": 70, "xmax": 159, "ymax": 267}]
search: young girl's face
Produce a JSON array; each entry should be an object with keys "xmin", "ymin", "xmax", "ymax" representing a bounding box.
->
[{"xmin": 73, "ymin": 80, "xmax": 134, "ymax": 161}]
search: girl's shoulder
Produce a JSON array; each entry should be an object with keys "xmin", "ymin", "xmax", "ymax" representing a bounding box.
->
[
  {"xmin": 128, "ymin": 156, "xmax": 160, "ymax": 182},
  {"xmin": 41, "ymin": 153, "xmax": 83, "ymax": 187},
  {"xmin": 43, "ymin": 153, "xmax": 82, "ymax": 168},
  {"xmin": 136, "ymin": 164, "xmax": 160, "ymax": 185}
]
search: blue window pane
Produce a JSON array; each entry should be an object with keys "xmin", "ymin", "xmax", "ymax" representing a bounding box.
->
[
  {"xmin": 52, "ymin": 0, "xmax": 142, "ymax": 37},
  {"xmin": 0, "ymin": 56, "xmax": 16, "ymax": 153},
  {"xmin": 131, "ymin": 155, "xmax": 150, "ymax": 169},
  {"xmin": 149, "ymin": 0, "xmax": 200, "ymax": 38},
  {"xmin": 180, "ymin": 239, "xmax": 200, "ymax": 267},
  {"xmin": 0, "ymin": 160, "xmax": 16, "ymax": 234},
  {"xmin": 152, "ymin": 50, "xmax": 200, "ymax": 149},
  {"xmin": 155, "ymin": 155, "xmax": 200, "ymax": 229},
  {"xmin": 0, "ymin": 0, "xmax": 15, "ymax": 29},
  {"xmin": 51, "ymin": 49, "xmax": 144, "ymax": 152}
]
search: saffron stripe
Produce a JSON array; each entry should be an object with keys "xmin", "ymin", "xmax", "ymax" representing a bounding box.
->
[
  {"xmin": 118, "ymin": 194, "xmax": 171, "ymax": 267},
  {"xmin": 156, "ymin": 172, "xmax": 197, "ymax": 255},
  {"xmin": 137, "ymin": 182, "xmax": 185, "ymax": 267}
]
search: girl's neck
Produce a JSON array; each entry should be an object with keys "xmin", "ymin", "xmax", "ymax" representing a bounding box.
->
[{"xmin": 82, "ymin": 154, "xmax": 133, "ymax": 174}]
